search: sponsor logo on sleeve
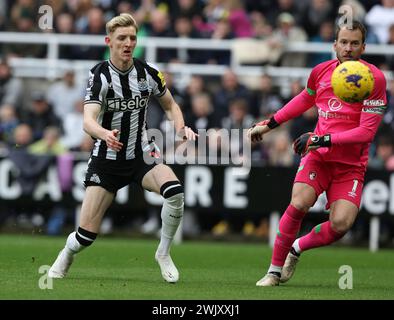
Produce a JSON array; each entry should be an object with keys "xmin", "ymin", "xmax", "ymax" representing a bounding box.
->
[
  {"xmin": 362, "ymin": 106, "xmax": 386, "ymax": 115},
  {"xmin": 363, "ymin": 99, "xmax": 385, "ymax": 107}
]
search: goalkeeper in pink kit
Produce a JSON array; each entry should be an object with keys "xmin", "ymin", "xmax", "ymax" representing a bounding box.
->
[{"xmin": 248, "ymin": 20, "xmax": 387, "ymax": 286}]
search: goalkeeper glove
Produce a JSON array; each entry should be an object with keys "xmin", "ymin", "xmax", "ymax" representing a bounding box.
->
[
  {"xmin": 293, "ymin": 132, "xmax": 331, "ymax": 157},
  {"xmin": 255, "ymin": 117, "xmax": 280, "ymax": 130},
  {"xmin": 248, "ymin": 117, "xmax": 280, "ymax": 142}
]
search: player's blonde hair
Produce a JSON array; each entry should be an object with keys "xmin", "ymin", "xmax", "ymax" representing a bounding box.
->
[{"xmin": 106, "ymin": 13, "xmax": 138, "ymax": 35}]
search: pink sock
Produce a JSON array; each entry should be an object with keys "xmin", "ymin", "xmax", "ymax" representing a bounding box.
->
[
  {"xmin": 271, "ymin": 205, "xmax": 305, "ymax": 267},
  {"xmin": 299, "ymin": 221, "xmax": 344, "ymax": 251}
]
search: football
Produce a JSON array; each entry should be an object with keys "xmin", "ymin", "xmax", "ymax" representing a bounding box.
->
[{"xmin": 331, "ymin": 60, "xmax": 374, "ymax": 103}]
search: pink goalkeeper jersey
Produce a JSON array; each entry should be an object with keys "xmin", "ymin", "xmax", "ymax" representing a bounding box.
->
[{"xmin": 274, "ymin": 59, "xmax": 387, "ymax": 169}]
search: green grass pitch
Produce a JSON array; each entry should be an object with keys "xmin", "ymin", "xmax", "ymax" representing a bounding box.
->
[{"xmin": 0, "ymin": 234, "xmax": 393, "ymax": 300}]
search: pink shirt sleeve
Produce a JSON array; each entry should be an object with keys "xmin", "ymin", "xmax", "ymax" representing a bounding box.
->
[
  {"xmin": 274, "ymin": 89, "xmax": 316, "ymax": 124},
  {"xmin": 274, "ymin": 66, "xmax": 319, "ymax": 124},
  {"xmin": 331, "ymin": 70, "xmax": 387, "ymax": 145}
]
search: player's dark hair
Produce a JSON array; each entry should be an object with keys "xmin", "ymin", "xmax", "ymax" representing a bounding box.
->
[{"xmin": 335, "ymin": 20, "xmax": 366, "ymax": 43}]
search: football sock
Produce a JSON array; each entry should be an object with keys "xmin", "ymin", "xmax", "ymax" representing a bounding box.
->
[
  {"xmin": 292, "ymin": 239, "xmax": 301, "ymax": 256},
  {"xmin": 268, "ymin": 264, "xmax": 282, "ymax": 277},
  {"xmin": 290, "ymin": 246, "xmax": 300, "ymax": 257},
  {"xmin": 271, "ymin": 205, "xmax": 305, "ymax": 267},
  {"xmin": 65, "ymin": 227, "xmax": 97, "ymax": 255},
  {"xmin": 298, "ymin": 221, "xmax": 344, "ymax": 251},
  {"xmin": 157, "ymin": 182, "xmax": 184, "ymax": 256}
]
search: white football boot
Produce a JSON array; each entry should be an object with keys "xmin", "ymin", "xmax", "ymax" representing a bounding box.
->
[
  {"xmin": 280, "ymin": 251, "xmax": 299, "ymax": 283},
  {"xmin": 256, "ymin": 273, "xmax": 280, "ymax": 286},
  {"xmin": 155, "ymin": 251, "xmax": 179, "ymax": 283},
  {"xmin": 48, "ymin": 249, "xmax": 74, "ymax": 278}
]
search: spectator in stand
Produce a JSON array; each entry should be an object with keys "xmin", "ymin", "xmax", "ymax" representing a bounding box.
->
[
  {"xmin": 0, "ymin": 60, "xmax": 23, "ymax": 113},
  {"xmin": 46, "ymin": 70, "xmax": 82, "ymax": 119},
  {"xmin": 70, "ymin": 7, "xmax": 107, "ymax": 60},
  {"xmin": 8, "ymin": 124, "xmax": 53, "ymax": 217},
  {"xmin": 5, "ymin": 1, "xmax": 45, "ymax": 58},
  {"xmin": 185, "ymin": 92, "xmax": 218, "ymax": 133},
  {"xmin": 300, "ymin": 0, "xmax": 335, "ymax": 38},
  {"xmin": 23, "ymin": 91, "xmax": 62, "ymax": 141},
  {"xmin": 182, "ymin": 75, "xmax": 211, "ymax": 117},
  {"xmin": 170, "ymin": 0, "xmax": 204, "ymax": 22},
  {"xmin": 54, "ymin": 13, "xmax": 76, "ymax": 60},
  {"xmin": 60, "ymin": 99, "xmax": 85, "ymax": 150},
  {"xmin": 270, "ymin": 13, "xmax": 308, "ymax": 67},
  {"xmin": 70, "ymin": 0, "xmax": 93, "ymax": 33},
  {"xmin": 221, "ymin": 98, "xmax": 255, "ymax": 161},
  {"xmin": 309, "ymin": 21, "xmax": 335, "ymax": 67},
  {"xmin": 380, "ymin": 79, "xmax": 394, "ymax": 135},
  {"xmin": 9, "ymin": 0, "xmax": 36, "ymax": 27},
  {"xmin": 368, "ymin": 135, "xmax": 394, "ymax": 170},
  {"xmin": 252, "ymin": 74, "xmax": 283, "ymax": 118},
  {"xmin": 222, "ymin": 98, "xmax": 254, "ymax": 131},
  {"xmin": 214, "ymin": 69, "xmax": 251, "ymax": 121},
  {"xmin": 196, "ymin": 0, "xmax": 227, "ymax": 35},
  {"xmin": 223, "ymin": 0, "xmax": 254, "ymax": 38},
  {"xmin": 173, "ymin": 15, "xmax": 208, "ymax": 63},
  {"xmin": 283, "ymin": 78, "xmax": 304, "ymax": 104},
  {"xmin": 0, "ymin": 0, "xmax": 7, "ymax": 32},
  {"xmin": 28, "ymin": 126, "xmax": 71, "ymax": 235},
  {"xmin": 44, "ymin": 0, "xmax": 69, "ymax": 17},
  {"xmin": 0, "ymin": 104, "xmax": 19, "ymax": 146},
  {"xmin": 266, "ymin": 0, "xmax": 302, "ymax": 27},
  {"xmin": 385, "ymin": 24, "xmax": 394, "ymax": 69},
  {"xmin": 365, "ymin": 0, "xmax": 394, "ymax": 44},
  {"xmin": 250, "ymin": 11, "xmax": 274, "ymax": 40},
  {"xmin": 267, "ymin": 131, "xmax": 294, "ymax": 167},
  {"xmin": 29, "ymin": 126, "xmax": 68, "ymax": 156},
  {"xmin": 146, "ymin": 9, "xmax": 177, "ymax": 63},
  {"xmin": 208, "ymin": 18, "xmax": 234, "ymax": 65}
]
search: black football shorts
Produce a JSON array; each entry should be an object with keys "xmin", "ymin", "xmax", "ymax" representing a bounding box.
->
[{"xmin": 84, "ymin": 155, "xmax": 157, "ymax": 194}]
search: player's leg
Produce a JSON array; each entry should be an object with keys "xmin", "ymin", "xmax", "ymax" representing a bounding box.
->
[
  {"xmin": 256, "ymin": 182, "xmax": 316, "ymax": 286},
  {"xmin": 297, "ymin": 200, "xmax": 359, "ymax": 252},
  {"xmin": 48, "ymin": 186, "xmax": 114, "ymax": 278},
  {"xmin": 142, "ymin": 164, "xmax": 184, "ymax": 283},
  {"xmin": 282, "ymin": 178, "xmax": 362, "ymax": 283},
  {"xmin": 296, "ymin": 174, "xmax": 363, "ymax": 253}
]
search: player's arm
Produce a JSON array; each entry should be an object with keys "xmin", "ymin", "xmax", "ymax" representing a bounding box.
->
[
  {"xmin": 248, "ymin": 89, "xmax": 316, "ymax": 142},
  {"xmin": 294, "ymin": 71, "xmax": 387, "ymax": 156},
  {"xmin": 157, "ymin": 89, "xmax": 198, "ymax": 141},
  {"xmin": 293, "ymin": 108, "xmax": 385, "ymax": 156},
  {"xmin": 248, "ymin": 67, "xmax": 319, "ymax": 142},
  {"xmin": 83, "ymin": 103, "xmax": 123, "ymax": 152}
]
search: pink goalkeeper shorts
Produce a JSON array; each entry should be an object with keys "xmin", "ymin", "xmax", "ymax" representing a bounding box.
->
[{"xmin": 294, "ymin": 152, "xmax": 365, "ymax": 209}]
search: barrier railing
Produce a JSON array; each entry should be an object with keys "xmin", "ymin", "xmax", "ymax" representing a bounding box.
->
[{"xmin": 0, "ymin": 32, "xmax": 392, "ymax": 88}]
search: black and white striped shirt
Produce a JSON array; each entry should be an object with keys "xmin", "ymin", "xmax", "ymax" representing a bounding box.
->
[{"xmin": 84, "ymin": 58, "xmax": 166, "ymax": 160}]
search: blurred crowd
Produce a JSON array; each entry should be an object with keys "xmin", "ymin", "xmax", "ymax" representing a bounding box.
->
[
  {"xmin": 0, "ymin": 0, "xmax": 393, "ymax": 67},
  {"xmin": 0, "ymin": 0, "xmax": 394, "ymax": 240}
]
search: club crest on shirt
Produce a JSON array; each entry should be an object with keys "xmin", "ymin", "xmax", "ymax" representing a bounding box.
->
[
  {"xmin": 309, "ymin": 171, "xmax": 317, "ymax": 180},
  {"xmin": 138, "ymin": 79, "xmax": 149, "ymax": 91}
]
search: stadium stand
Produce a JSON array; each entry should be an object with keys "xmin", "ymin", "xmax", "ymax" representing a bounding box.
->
[{"xmin": 0, "ymin": 0, "xmax": 393, "ymax": 249}]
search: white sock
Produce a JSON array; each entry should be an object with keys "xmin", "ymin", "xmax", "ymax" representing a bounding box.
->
[
  {"xmin": 64, "ymin": 231, "xmax": 85, "ymax": 255},
  {"xmin": 293, "ymin": 238, "xmax": 301, "ymax": 254},
  {"xmin": 157, "ymin": 193, "xmax": 184, "ymax": 256},
  {"xmin": 268, "ymin": 264, "xmax": 282, "ymax": 274}
]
